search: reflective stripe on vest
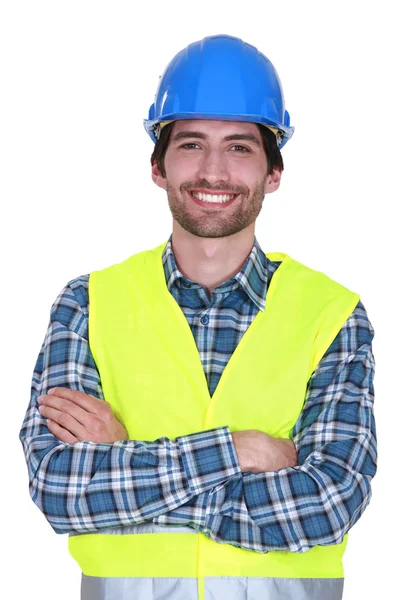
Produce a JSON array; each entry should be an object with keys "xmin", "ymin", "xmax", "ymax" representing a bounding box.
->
[
  {"xmin": 81, "ymin": 573, "xmax": 344, "ymax": 600},
  {"xmin": 69, "ymin": 241, "xmax": 359, "ymax": 600}
]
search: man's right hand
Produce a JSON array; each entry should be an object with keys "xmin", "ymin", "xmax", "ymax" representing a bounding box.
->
[{"xmin": 231, "ymin": 430, "xmax": 298, "ymax": 474}]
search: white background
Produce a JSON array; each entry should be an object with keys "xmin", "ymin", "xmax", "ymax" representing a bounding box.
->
[{"xmin": 1, "ymin": 1, "xmax": 398, "ymax": 598}]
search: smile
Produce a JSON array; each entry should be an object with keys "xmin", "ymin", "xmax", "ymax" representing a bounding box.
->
[{"xmin": 188, "ymin": 190, "xmax": 239, "ymax": 207}]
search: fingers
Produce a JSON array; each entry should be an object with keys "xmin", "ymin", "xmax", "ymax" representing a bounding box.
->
[
  {"xmin": 38, "ymin": 403, "xmax": 88, "ymax": 440},
  {"xmin": 46, "ymin": 387, "xmax": 103, "ymax": 414},
  {"xmin": 46, "ymin": 419, "xmax": 79, "ymax": 444},
  {"xmin": 36, "ymin": 387, "xmax": 116, "ymax": 444},
  {"xmin": 38, "ymin": 394, "xmax": 94, "ymax": 428}
]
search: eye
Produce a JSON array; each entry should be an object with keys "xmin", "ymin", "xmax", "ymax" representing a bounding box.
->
[
  {"xmin": 231, "ymin": 145, "xmax": 250, "ymax": 152},
  {"xmin": 180, "ymin": 143, "xmax": 200, "ymax": 149}
]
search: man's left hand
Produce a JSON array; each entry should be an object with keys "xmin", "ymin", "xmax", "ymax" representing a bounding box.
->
[{"xmin": 37, "ymin": 387, "xmax": 128, "ymax": 444}]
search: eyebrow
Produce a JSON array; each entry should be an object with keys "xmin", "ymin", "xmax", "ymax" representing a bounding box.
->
[{"xmin": 171, "ymin": 131, "xmax": 261, "ymax": 147}]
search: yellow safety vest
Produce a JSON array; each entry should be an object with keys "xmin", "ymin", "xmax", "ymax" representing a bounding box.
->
[{"xmin": 69, "ymin": 239, "xmax": 360, "ymax": 600}]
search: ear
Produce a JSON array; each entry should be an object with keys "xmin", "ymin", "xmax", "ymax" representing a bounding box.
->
[
  {"xmin": 151, "ymin": 159, "xmax": 167, "ymax": 191},
  {"xmin": 264, "ymin": 168, "xmax": 282, "ymax": 194}
]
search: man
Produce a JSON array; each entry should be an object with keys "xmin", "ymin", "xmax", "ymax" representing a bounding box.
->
[{"xmin": 20, "ymin": 34, "xmax": 377, "ymax": 600}]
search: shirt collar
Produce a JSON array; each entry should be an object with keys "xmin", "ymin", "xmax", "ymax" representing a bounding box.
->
[{"xmin": 162, "ymin": 234, "xmax": 274, "ymax": 312}]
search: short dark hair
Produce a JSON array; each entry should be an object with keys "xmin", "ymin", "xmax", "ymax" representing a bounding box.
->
[{"xmin": 150, "ymin": 121, "xmax": 284, "ymax": 178}]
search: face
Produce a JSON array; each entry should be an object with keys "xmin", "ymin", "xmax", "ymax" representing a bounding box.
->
[{"xmin": 152, "ymin": 119, "xmax": 281, "ymax": 239}]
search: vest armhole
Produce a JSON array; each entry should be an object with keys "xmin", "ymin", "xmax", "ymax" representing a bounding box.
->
[{"xmin": 310, "ymin": 291, "xmax": 360, "ymax": 377}]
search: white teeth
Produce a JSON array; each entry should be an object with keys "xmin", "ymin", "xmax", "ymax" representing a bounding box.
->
[{"xmin": 192, "ymin": 192, "xmax": 236, "ymax": 203}]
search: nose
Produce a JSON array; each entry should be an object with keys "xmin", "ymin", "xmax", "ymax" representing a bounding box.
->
[{"xmin": 196, "ymin": 148, "xmax": 229, "ymax": 186}]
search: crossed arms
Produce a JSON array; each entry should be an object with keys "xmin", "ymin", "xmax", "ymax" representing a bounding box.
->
[{"xmin": 19, "ymin": 280, "xmax": 377, "ymax": 553}]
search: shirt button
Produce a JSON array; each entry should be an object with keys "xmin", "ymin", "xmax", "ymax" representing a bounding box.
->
[
  {"xmin": 200, "ymin": 315, "xmax": 209, "ymax": 325},
  {"xmin": 182, "ymin": 280, "xmax": 192, "ymax": 288}
]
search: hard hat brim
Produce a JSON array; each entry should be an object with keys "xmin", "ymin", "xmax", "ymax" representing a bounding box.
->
[{"xmin": 144, "ymin": 112, "xmax": 294, "ymax": 149}]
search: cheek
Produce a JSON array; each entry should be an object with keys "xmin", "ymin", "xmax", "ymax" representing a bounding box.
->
[
  {"xmin": 165, "ymin": 159, "xmax": 198, "ymax": 186},
  {"xmin": 226, "ymin": 163, "xmax": 260, "ymax": 189}
]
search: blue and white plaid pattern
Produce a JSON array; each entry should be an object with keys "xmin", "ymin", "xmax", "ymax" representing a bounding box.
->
[{"xmin": 19, "ymin": 235, "xmax": 377, "ymax": 552}]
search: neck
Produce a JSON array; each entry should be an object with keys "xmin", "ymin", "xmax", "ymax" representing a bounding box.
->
[{"xmin": 170, "ymin": 221, "xmax": 256, "ymax": 295}]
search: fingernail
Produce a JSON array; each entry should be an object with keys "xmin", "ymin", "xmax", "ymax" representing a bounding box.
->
[{"xmin": 48, "ymin": 388, "xmax": 56, "ymax": 394}]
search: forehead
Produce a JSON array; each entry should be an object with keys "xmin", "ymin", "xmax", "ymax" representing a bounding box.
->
[{"xmin": 171, "ymin": 119, "xmax": 261, "ymax": 139}]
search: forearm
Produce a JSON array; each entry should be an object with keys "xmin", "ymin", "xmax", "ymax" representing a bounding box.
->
[
  {"xmin": 205, "ymin": 434, "xmax": 375, "ymax": 553},
  {"xmin": 155, "ymin": 415, "xmax": 376, "ymax": 552},
  {"xmin": 20, "ymin": 417, "xmax": 240, "ymax": 534}
]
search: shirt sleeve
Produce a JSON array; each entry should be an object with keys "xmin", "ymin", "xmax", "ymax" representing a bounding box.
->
[
  {"xmin": 153, "ymin": 300, "xmax": 378, "ymax": 553},
  {"xmin": 19, "ymin": 277, "xmax": 241, "ymax": 535}
]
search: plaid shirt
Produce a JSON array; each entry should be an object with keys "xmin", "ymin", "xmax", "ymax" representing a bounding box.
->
[{"xmin": 19, "ymin": 235, "xmax": 377, "ymax": 553}]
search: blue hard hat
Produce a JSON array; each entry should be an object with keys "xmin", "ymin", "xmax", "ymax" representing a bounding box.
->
[{"xmin": 143, "ymin": 34, "xmax": 294, "ymax": 149}]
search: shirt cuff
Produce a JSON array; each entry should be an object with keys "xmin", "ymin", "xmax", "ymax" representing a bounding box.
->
[{"xmin": 177, "ymin": 425, "xmax": 241, "ymax": 495}]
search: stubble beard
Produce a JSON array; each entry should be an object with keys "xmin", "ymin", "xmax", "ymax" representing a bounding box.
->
[{"xmin": 166, "ymin": 177, "xmax": 268, "ymax": 239}]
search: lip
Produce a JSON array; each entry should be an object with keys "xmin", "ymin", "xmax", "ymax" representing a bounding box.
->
[{"xmin": 187, "ymin": 190, "xmax": 239, "ymax": 208}]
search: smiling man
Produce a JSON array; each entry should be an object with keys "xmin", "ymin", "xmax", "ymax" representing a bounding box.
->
[{"xmin": 20, "ymin": 34, "xmax": 377, "ymax": 600}]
